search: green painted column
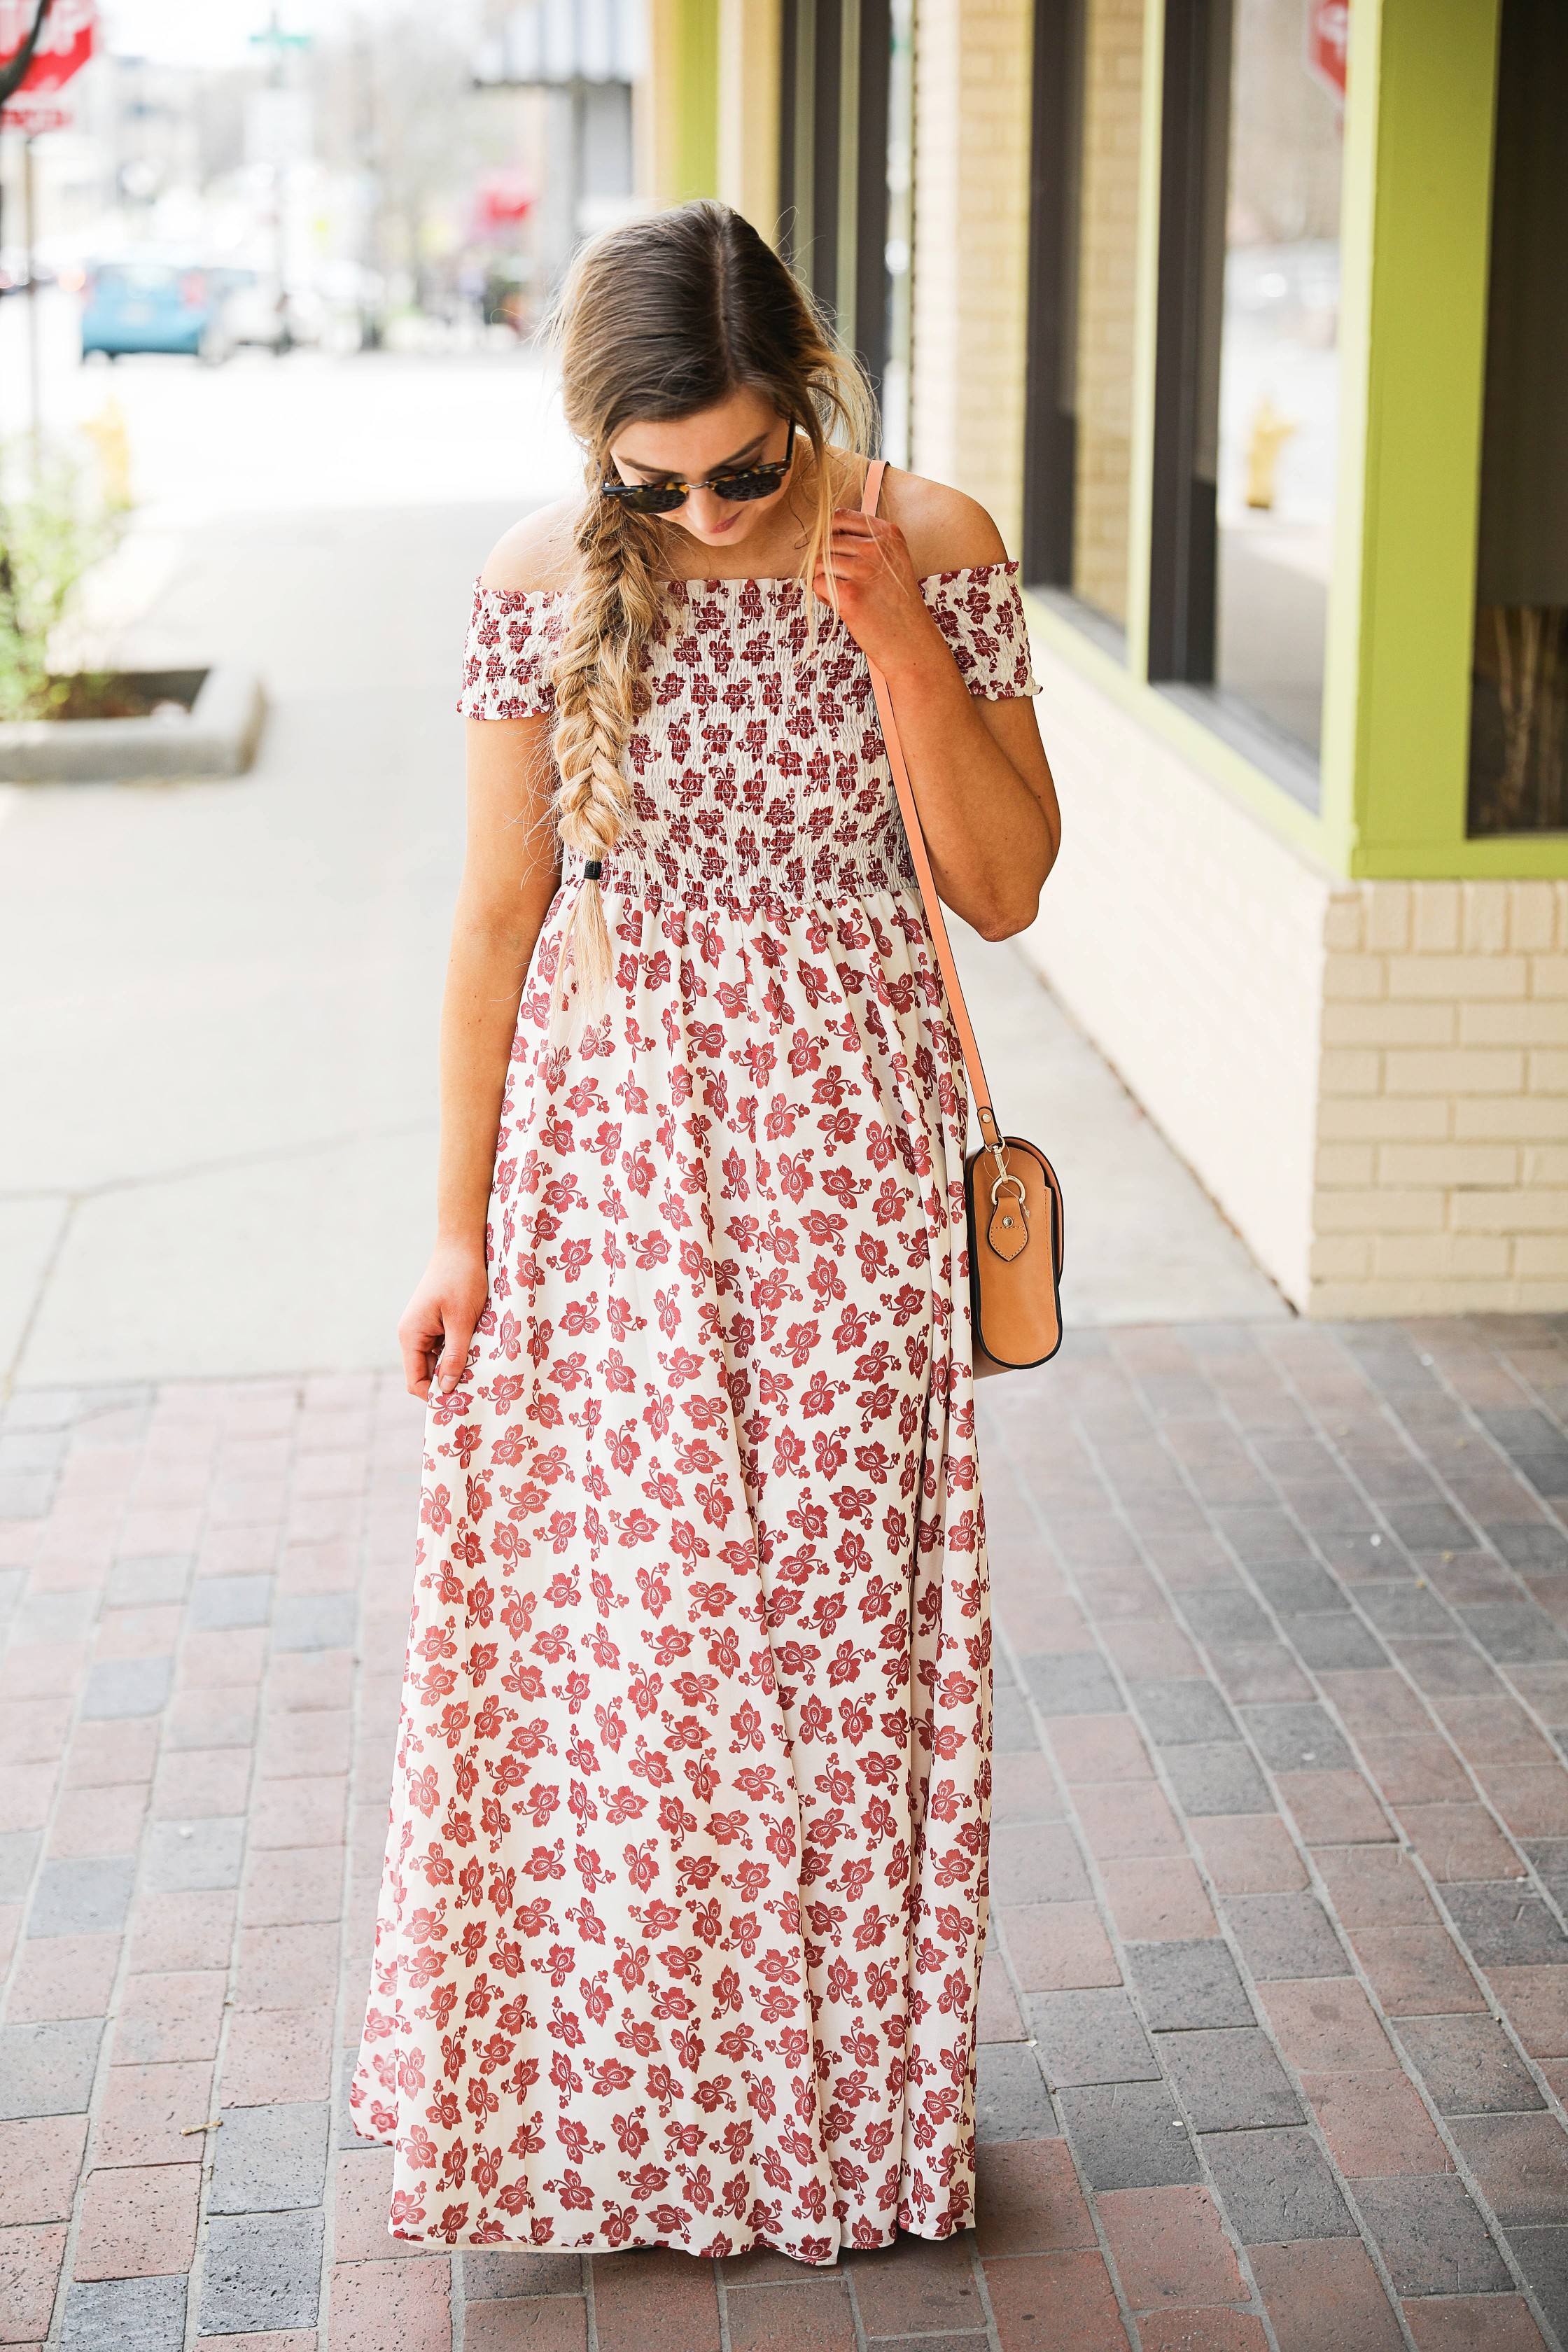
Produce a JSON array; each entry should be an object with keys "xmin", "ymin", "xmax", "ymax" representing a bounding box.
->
[
  {"xmin": 669, "ymin": 0, "xmax": 721, "ymax": 204},
  {"xmin": 1325, "ymin": 0, "xmax": 1506, "ymax": 878}
]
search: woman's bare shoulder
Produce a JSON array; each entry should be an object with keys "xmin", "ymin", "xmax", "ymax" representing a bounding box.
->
[
  {"xmin": 878, "ymin": 468, "xmax": 1009, "ymax": 577},
  {"xmin": 479, "ymin": 498, "xmax": 580, "ymax": 593}
]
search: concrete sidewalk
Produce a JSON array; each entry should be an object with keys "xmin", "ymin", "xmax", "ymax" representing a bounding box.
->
[{"xmin": 7, "ymin": 1316, "xmax": 1568, "ymax": 2346}]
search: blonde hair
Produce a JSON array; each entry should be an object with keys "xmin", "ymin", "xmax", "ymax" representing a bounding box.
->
[{"xmin": 546, "ymin": 200, "xmax": 876, "ymax": 1030}]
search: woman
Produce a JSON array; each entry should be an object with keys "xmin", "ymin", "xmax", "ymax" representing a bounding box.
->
[{"xmin": 354, "ymin": 201, "xmax": 1058, "ymax": 2264}]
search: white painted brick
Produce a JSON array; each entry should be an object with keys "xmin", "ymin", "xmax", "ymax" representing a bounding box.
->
[
  {"xmin": 1317, "ymin": 1097, "xmax": 1452, "ymax": 1142},
  {"xmin": 1309, "ymin": 1235, "xmax": 1373, "ymax": 1280},
  {"xmin": 1511, "ymin": 885, "xmax": 1556, "ymax": 953},
  {"xmin": 1460, "ymin": 1002, "xmax": 1568, "ymax": 1048},
  {"xmin": 1513, "ymin": 1235, "xmax": 1568, "ymax": 1278},
  {"xmin": 1413, "ymin": 883, "xmax": 1461, "ymax": 952},
  {"xmin": 1555, "ymin": 881, "xmax": 1568, "ymax": 950},
  {"xmin": 1529, "ymin": 957, "xmax": 1568, "ymax": 999},
  {"xmin": 1315, "ymin": 1144, "xmax": 1376, "ymax": 1187},
  {"xmin": 1385, "ymin": 1050, "xmax": 1525, "ymax": 1096},
  {"xmin": 1322, "ymin": 897, "xmax": 1364, "ymax": 952},
  {"xmin": 1322, "ymin": 954, "xmax": 1386, "ymax": 1002},
  {"xmin": 1320, "ymin": 1049, "xmax": 1382, "ymax": 1097},
  {"xmin": 1315, "ymin": 1188, "xmax": 1446, "ymax": 1235},
  {"xmin": 1455, "ymin": 1096, "xmax": 1568, "ymax": 1142},
  {"xmin": 1373, "ymin": 1233, "xmax": 1510, "ymax": 1280},
  {"xmin": 1450, "ymin": 1189, "xmax": 1568, "ymax": 1233},
  {"xmin": 1462, "ymin": 882, "xmax": 1509, "ymax": 954},
  {"xmin": 1321, "ymin": 1003, "xmax": 1455, "ymax": 1049},
  {"xmin": 1377, "ymin": 1142, "xmax": 1520, "ymax": 1189},
  {"xmin": 1387, "ymin": 956, "xmax": 1527, "ymax": 1001},
  {"xmin": 1364, "ymin": 885, "xmax": 1410, "ymax": 954}
]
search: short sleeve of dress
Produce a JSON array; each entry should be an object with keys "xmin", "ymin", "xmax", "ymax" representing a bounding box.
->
[
  {"xmin": 920, "ymin": 561, "xmax": 1040, "ymax": 699},
  {"xmin": 456, "ymin": 582, "xmax": 568, "ymax": 719}
]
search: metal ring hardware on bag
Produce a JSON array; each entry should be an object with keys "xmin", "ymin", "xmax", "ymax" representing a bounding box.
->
[{"xmin": 859, "ymin": 458, "xmax": 1065, "ymax": 1374}]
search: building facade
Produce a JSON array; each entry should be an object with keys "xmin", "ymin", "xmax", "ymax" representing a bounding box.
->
[{"xmin": 652, "ymin": 0, "xmax": 1568, "ymax": 1320}]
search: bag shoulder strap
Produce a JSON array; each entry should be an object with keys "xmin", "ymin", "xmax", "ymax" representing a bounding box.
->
[{"xmin": 860, "ymin": 458, "xmax": 1004, "ymax": 1156}]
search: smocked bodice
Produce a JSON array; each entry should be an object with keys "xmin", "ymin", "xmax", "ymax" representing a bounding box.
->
[{"xmin": 458, "ymin": 565, "xmax": 1037, "ymax": 912}]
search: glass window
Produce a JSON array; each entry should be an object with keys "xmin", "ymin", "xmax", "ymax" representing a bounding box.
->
[
  {"xmin": 1021, "ymin": 0, "xmax": 1145, "ymax": 637},
  {"xmin": 1468, "ymin": 0, "xmax": 1568, "ymax": 836},
  {"xmin": 1214, "ymin": 0, "xmax": 1345, "ymax": 756}
]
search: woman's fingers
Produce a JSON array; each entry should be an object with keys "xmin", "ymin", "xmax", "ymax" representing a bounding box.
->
[{"xmin": 435, "ymin": 1317, "xmax": 477, "ymax": 1397}]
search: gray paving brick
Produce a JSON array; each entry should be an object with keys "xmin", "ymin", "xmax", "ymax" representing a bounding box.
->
[
  {"xmin": 4, "ymin": 1387, "xmax": 79, "ymax": 1429},
  {"xmin": 164, "ymin": 1688, "xmax": 258, "ymax": 1749},
  {"xmin": 1126, "ymin": 1940, "xmax": 1254, "ymax": 2031},
  {"xmin": 1250, "ymin": 1562, "xmax": 1350, "ymax": 1615},
  {"xmin": 105, "ymin": 1553, "xmax": 196, "ymax": 1606},
  {"xmin": 1154, "ymin": 2025, "xmax": 1303, "ymax": 2132},
  {"xmin": 463, "ymin": 2251, "xmax": 584, "ymax": 2299},
  {"xmin": 1200, "ymin": 2124, "xmax": 1355, "ymax": 2242},
  {"xmin": 0, "ymin": 1826, "xmax": 41, "ymax": 1901},
  {"xmin": 1510, "ymin": 2227, "xmax": 1568, "ymax": 2342},
  {"xmin": 1443, "ymin": 1883, "xmax": 1568, "ymax": 1966},
  {"xmin": 1354, "ymin": 2174, "xmax": 1513, "ymax": 2295},
  {"xmin": 29, "ymin": 1856, "xmax": 136, "ymax": 1939},
  {"xmin": 1278, "ymin": 1613, "xmax": 1389, "ymax": 1672},
  {"xmin": 1057, "ymin": 2080, "xmax": 1200, "ymax": 2189},
  {"xmin": 1355, "ymin": 1584, "xmax": 1457, "ymax": 1637},
  {"xmin": 12, "ymin": 1590, "xmax": 97, "ymax": 1644},
  {"xmin": 1162, "ymin": 1742, "xmax": 1272, "ymax": 1816},
  {"xmin": 0, "ymin": 2017, "xmax": 104, "ymax": 2117},
  {"xmin": 1224, "ymin": 1891, "xmax": 1351, "ymax": 1981},
  {"xmin": 1135, "ymin": 1680, "xmax": 1240, "ymax": 1746},
  {"xmin": 0, "ymin": 1471, "xmax": 55, "ymax": 1517},
  {"xmin": 273, "ymin": 1592, "xmax": 357, "ymax": 1651},
  {"xmin": 991, "ymin": 1684, "xmax": 1040, "ymax": 1754},
  {"xmin": 61, "ymin": 2274, "xmax": 188, "ymax": 2352},
  {"xmin": 1021, "ymin": 1651, "xmax": 1123, "ymax": 1717},
  {"xmin": 1391, "ymin": 1638, "xmax": 1502, "ymax": 1695},
  {"xmin": 209, "ymin": 2100, "xmax": 331, "ymax": 2212},
  {"xmin": 1396, "ymin": 2013, "xmax": 1546, "ymax": 2115},
  {"xmin": 974, "ymin": 2044, "xmax": 1058, "ymax": 2142},
  {"xmin": 144, "ymin": 1817, "xmax": 245, "ymax": 1893},
  {"xmin": 1239, "ymin": 1703, "xmax": 1355, "ymax": 1774},
  {"xmin": 0, "ymin": 1427, "xmax": 69, "ymax": 1474},
  {"xmin": 0, "ymin": 1565, "xmax": 25, "ymax": 1622},
  {"xmin": 189, "ymin": 1574, "xmax": 274, "ymax": 1630},
  {"xmin": 198, "ymin": 2210, "xmax": 325, "ymax": 2333},
  {"xmin": 1382, "ymin": 1502, "xmax": 1479, "ymax": 1553},
  {"xmin": 1028, "ymin": 1990, "xmax": 1159, "ymax": 2087},
  {"xmin": 1492, "ymin": 1525, "xmax": 1568, "ymax": 1572},
  {"xmin": 81, "ymin": 1656, "xmax": 174, "ymax": 1718},
  {"xmin": 989, "ymin": 1824, "xmax": 1090, "ymax": 1905},
  {"xmin": 1174, "ymin": 1590, "xmax": 1275, "ymax": 1646},
  {"xmin": 1457, "ymin": 1604, "xmax": 1568, "ymax": 1664}
]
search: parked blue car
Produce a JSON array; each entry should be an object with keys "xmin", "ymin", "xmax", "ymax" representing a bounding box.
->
[{"xmin": 80, "ymin": 262, "xmax": 233, "ymax": 362}]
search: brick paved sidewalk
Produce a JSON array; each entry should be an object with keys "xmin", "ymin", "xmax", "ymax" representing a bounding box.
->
[{"xmin": 6, "ymin": 1321, "xmax": 1568, "ymax": 2348}]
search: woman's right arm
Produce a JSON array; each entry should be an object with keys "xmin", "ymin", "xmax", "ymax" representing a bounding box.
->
[{"xmin": 398, "ymin": 713, "xmax": 560, "ymax": 1400}]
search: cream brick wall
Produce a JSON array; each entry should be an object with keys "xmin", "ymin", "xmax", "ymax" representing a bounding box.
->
[
  {"xmin": 909, "ymin": 0, "xmax": 1033, "ymax": 550},
  {"xmin": 1016, "ymin": 630, "xmax": 1568, "ymax": 1319},
  {"xmin": 1312, "ymin": 883, "xmax": 1568, "ymax": 1315}
]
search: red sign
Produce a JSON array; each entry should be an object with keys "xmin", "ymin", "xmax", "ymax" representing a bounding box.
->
[
  {"xmin": 1306, "ymin": 0, "xmax": 1349, "ymax": 102},
  {"xmin": 1, "ymin": 0, "xmax": 96, "ymax": 99},
  {"xmin": 2, "ymin": 90, "xmax": 68, "ymax": 130}
]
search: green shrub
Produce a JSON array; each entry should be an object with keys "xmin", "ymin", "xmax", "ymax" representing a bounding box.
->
[{"xmin": 0, "ymin": 445, "xmax": 125, "ymax": 723}]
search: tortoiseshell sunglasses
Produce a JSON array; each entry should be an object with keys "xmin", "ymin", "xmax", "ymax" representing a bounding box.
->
[{"xmin": 601, "ymin": 419, "xmax": 796, "ymax": 516}]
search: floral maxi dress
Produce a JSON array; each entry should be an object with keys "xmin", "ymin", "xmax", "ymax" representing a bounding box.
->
[{"xmin": 353, "ymin": 561, "xmax": 1040, "ymax": 2263}]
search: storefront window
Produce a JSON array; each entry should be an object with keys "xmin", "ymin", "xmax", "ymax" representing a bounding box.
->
[
  {"xmin": 1213, "ymin": 0, "xmax": 1345, "ymax": 757},
  {"xmin": 1021, "ymin": 0, "xmax": 1144, "ymax": 635},
  {"xmin": 1468, "ymin": 0, "xmax": 1568, "ymax": 836}
]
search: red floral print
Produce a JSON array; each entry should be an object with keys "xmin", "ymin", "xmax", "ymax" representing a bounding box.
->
[{"xmin": 354, "ymin": 563, "xmax": 1039, "ymax": 2265}]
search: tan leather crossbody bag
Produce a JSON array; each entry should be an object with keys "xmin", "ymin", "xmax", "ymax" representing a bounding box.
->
[{"xmin": 860, "ymin": 460, "xmax": 1065, "ymax": 1377}]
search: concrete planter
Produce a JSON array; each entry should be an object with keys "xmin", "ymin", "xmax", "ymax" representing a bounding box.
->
[{"xmin": 0, "ymin": 665, "xmax": 266, "ymax": 784}]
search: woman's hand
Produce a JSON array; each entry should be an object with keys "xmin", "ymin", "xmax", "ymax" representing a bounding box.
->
[
  {"xmin": 811, "ymin": 510, "xmax": 949, "ymax": 683},
  {"xmin": 399, "ymin": 1238, "xmax": 490, "ymax": 1401}
]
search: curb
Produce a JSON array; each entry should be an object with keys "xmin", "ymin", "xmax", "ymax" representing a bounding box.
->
[{"xmin": 0, "ymin": 664, "xmax": 267, "ymax": 784}]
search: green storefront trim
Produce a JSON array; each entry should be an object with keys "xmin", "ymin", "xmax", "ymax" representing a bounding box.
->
[{"xmin": 668, "ymin": 0, "xmax": 721, "ymax": 205}]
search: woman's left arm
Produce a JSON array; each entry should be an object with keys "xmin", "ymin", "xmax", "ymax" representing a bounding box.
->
[{"xmin": 816, "ymin": 495, "xmax": 1060, "ymax": 941}]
